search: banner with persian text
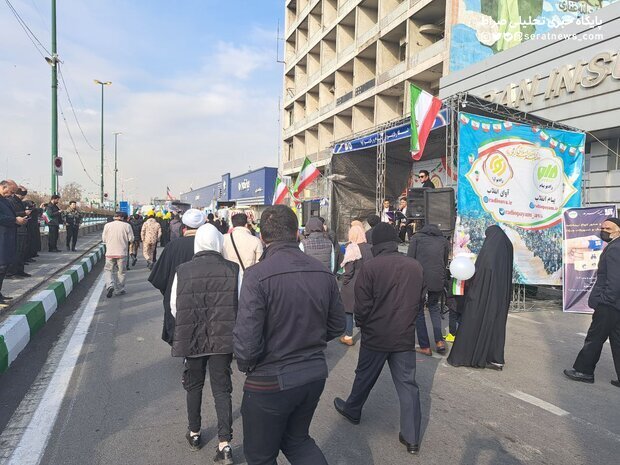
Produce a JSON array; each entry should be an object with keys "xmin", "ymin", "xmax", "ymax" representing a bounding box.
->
[{"xmin": 454, "ymin": 112, "xmax": 584, "ymax": 285}]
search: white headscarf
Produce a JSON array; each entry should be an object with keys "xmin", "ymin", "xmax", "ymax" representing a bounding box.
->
[{"xmin": 194, "ymin": 223, "xmax": 224, "ymax": 254}]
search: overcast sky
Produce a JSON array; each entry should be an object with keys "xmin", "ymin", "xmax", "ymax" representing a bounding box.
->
[{"xmin": 1, "ymin": 0, "xmax": 283, "ymax": 203}]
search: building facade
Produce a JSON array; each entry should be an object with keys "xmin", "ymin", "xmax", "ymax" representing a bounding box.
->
[{"xmin": 281, "ymin": 0, "xmax": 451, "ymax": 186}]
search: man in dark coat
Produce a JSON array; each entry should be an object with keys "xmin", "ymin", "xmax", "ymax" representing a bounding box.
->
[
  {"xmin": 447, "ymin": 225, "xmax": 513, "ymax": 370},
  {"xmin": 564, "ymin": 217, "xmax": 620, "ymax": 387},
  {"xmin": 408, "ymin": 224, "xmax": 449, "ymax": 355},
  {"xmin": 148, "ymin": 209, "xmax": 206, "ymax": 345},
  {"xmin": 334, "ymin": 223, "xmax": 426, "ymax": 455},
  {"xmin": 45, "ymin": 194, "xmax": 62, "ymax": 252},
  {"xmin": 0, "ymin": 180, "xmax": 28, "ymax": 304},
  {"xmin": 23, "ymin": 200, "xmax": 41, "ymax": 260},
  {"xmin": 7, "ymin": 186, "xmax": 31, "ymax": 278},
  {"xmin": 365, "ymin": 214, "xmax": 380, "ymax": 244},
  {"xmin": 170, "ymin": 223, "xmax": 239, "ymax": 463},
  {"xmin": 300, "ymin": 217, "xmax": 334, "ymax": 272},
  {"xmin": 169, "ymin": 213, "xmax": 183, "ymax": 241},
  {"xmin": 128, "ymin": 213, "xmax": 144, "ymax": 267},
  {"xmin": 234, "ymin": 205, "xmax": 345, "ymax": 465},
  {"xmin": 63, "ymin": 200, "xmax": 82, "ymax": 251}
]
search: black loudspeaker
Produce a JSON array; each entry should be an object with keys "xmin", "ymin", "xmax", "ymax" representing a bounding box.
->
[
  {"xmin": 302, "ymin": 200, "xmax": 321, "ymax": 226},
  {"xmin": 425, "ymin": 188, "xmax": 456, "ymax": 233},
  {"xmin": 407, "ymin": 188, "xmax": 426, "ymax": 219}
]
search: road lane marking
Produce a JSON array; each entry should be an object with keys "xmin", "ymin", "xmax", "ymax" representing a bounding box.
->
[
  {"xmin": 577, "ymin": 332, "xmax": 610, "ymax": 344},
  {"xmin": 4, "ymin": 274, "xmax": 106, "ymax": 465},
  {"xmin": 507, "ymin": 314, "xmax": 544, "ymax": 325},
  {"xmin": 509, "ymin": 390, "xmax": 570, "ymax": 417}
]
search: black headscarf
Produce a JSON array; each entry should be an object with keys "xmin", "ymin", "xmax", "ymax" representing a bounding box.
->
[{"xmin": 447, "ymin": 225, "xmax": 514, "ymax": 368}]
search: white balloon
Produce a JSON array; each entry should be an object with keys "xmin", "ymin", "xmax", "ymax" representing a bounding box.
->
[{"xmin": 450, "ymin": 256, "xmax": 475, "ymax": 280}]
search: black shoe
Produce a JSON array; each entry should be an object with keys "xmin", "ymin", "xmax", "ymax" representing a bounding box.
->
[
  {"xmin": 563, "ymin": 369, "xmax": 594, "ymax": 383},
  {"xmin": 333, "ymin": 397, "xmax": 360, "ymax": 425},
  {"xmin": 214, "ymin": 445, "xmax": 233, "ymax": 464},
  {"xmin": 15, "ymin": 272, "xmax": 32, "ymax": 278},
  {"xmin": 399, "ymin": 433, "xmax": 420, "ymax": 455},
  {"xmin": 185, "ymin": 431, "xmax": 201, "ymax": 451},
  {"xmin": 611, "ymin": 380, "xmax": 620, "ymax": 388},
  {"xmin": 0, "ymin": 294, "xmax": 13, "ymax": 300},
  {"xmin": 67, "ymin": 247, "xmax": 71, "ymax": 251},
  {"xmin": 486, "ymin": 362, "xmax": 503, "ymax": 371},
  {"xmin": 106, "ymin": 287, "xmax": 114, "ymax": 298},
  {"xmin": 131, "ymin": 256, "xmax": 137, "ymax": 267}
]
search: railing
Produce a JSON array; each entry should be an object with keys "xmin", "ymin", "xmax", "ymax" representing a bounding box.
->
[
  {"xmin": 336, "ymin": 90, "xmax": 353, "ymax": 106},
  {"xmin": 337, "ymin": 42, "xmax": 355, "ymax": 60},
  {"xmin": 376, "ymin": 61, "xmax": 407, "ymax": 85},
  {"xmin": 356, "ymin": 23, "xmax": 380, "ymax": 47},
  {"xmin": 354, "ymin": 78, "xmax": 375, "ymax": 97},
  {"xmin": 409, "ymin": 39, "xmax": 445, "ymax": 68}
]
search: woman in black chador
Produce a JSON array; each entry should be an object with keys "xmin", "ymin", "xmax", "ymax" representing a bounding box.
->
[{"xmin": 447, "ymin": 225, "xmax": 514, "ymax": 370}]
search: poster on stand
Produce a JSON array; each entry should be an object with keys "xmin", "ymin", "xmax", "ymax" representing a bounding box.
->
[
  {"xmin": 454, "ymin": 112, "xmax": 585, "ymax": 285},
  {"xmin": 562, "ymin": 205, "xmax": 617, "ymax": 313}
]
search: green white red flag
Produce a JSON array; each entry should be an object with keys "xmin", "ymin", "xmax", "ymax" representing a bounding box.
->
[
  {"xmin": 293, "ymin": 157, "xmax": 320, "ymax": 197},
  {"xmin": 410, "ymin": 83, "xmax": 442, "ymax": 161},
  {"xmin": 272, "ymin": 177, "xmax": 289, "ymax": 205}
]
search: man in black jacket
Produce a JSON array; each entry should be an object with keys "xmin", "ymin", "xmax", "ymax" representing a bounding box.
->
[
  {"xmin": 128, "ymin": 213, "xmax": 144, "ymax": 266},
  {"xmin": 564, "ymin": 217, "xmax": 620, "ymax": 387},
  {"xmin": 365, "ymin": 214, "xmax": 380, "ymax": 244},
  {"xmin": 233, "ymin": 205, "xmax": 345, "ymax": 465},
  {"xmin": 45, "ymin": 194, "xmax": 62, "ymax": 252},
  {"xmin": 7, "ymin": 186, "xmax": 31, "ymax": 278},
  {"xmin": 408, "ymin": 224, "xmax": 449, "ymax": 355},
  {"xmin": 334, "ymin": 223, "xmax": 426, "ymax": 455}
]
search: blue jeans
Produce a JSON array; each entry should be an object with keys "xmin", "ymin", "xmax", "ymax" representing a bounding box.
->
[
  {"xmin": 416, "ymin": 291, "xmax": 443, "ymax": 348},
  {"xmin": 345, "ymin": 313, "xmax": 354, "ymax": 337}
]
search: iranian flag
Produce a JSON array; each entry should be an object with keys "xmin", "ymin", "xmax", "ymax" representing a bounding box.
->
[
  {"xmin": 272, "ymin": 177, "xmax": 289, "ymax": 205},
  {"xmin": 293, "ymin": 157, "xmax": 320, "ymax": 196},
  {"xmin": 410, "ymin": 83, "xmax": 442, "ymax": 161}
]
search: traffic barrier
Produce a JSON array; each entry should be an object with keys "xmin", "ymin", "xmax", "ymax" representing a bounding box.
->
[{"xmin": 0, "ymin": 244, "xmax": 105, "ymax": 374}]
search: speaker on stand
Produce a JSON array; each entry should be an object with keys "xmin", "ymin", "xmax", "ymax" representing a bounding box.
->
[{"xmin": 424, "ymin": 188, "xmax": 456, "ymax": 234}]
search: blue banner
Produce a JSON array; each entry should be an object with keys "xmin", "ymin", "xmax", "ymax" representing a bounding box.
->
[
  {"xmin": 454, "ymin": 112, "xmax": 585, "ymax": 285},
  {"xmin": 332, "ymin": 108, "xmax": 449, "ymax": 154}
]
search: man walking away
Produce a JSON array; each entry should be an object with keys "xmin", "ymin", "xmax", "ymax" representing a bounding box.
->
[
  {"xmin": 0, "ymin": 180, "xmax": 28, "ymax": 305},
  {"xmin": 102, "ymin": 212, "xmax": 134, "ymax": 298},
  {"xmin": 365, "ymin": 214, "xmax": 380, "ymax": 245},
  {"xmin": 149, "ymin": 209, "xmax": 206, "ymax": 345},
  {"xmin": 169, "ymin": 212, "xmax": 184, "ymax": 241},
  {"xmin": 334, "ymin": 223, "xmax": 426, "ymax": 455},
  {"xmin": 128, "ymin": 213, "xmax": 144, "ymax": 267},
  {"xmin": 171, "ymin": 223, "xmax": 239, "ymax": 463},
  {"xmin": 564, "ymin": 217, "xmax": 620, "ymax": 387},
  {"xmin": 63, "ymin": 200, "xmax": 82, "ymax": 251},
  {"xmin": 45, "ymin": 194, "xmax": 62, "ymax": 252},
  {"xmin": 234, "ymin": 205, "xmax": 345, "ymax": 465},
  {"xmin": 222, "ymin": 213, "xmax": 263, "ymax": 272},
  {"xmin": 299, "ymin": 217, "xmax": 334, "ymax": 273},
  {"xmin": 141, "ymin": 214, "xmax": 161, "ymax": 269},
  {"xmin": 7, "ymin": 186, "xmax": 31, "ymax": 278},
  {"xmin": 408, "ymin": 223, "xmax": 449, "ymax": 355}
]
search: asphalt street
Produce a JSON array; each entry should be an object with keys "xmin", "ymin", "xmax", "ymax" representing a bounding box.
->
[{"xmin": 0, "ymin": 258, "xmax": 618, "ymax": 465}]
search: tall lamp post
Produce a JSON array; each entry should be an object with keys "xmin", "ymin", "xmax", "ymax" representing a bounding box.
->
[
  {"xmin": 113, "ymin": 132, "xmax": 122, "ymax": 210},
  {"xmin": 94, "ymin": 80, "xmax": 111, "ymax": 206}
]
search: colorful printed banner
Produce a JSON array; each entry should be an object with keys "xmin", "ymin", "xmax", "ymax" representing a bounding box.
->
[
  {"xmin": 562, "ymin": 205, "xmax": 617, "ymax": 314},
  {"xmin": 455, "ymin": 112, "xmax": 584, "ymax": 285}
]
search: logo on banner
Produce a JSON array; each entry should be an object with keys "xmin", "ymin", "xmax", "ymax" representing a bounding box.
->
[
  {"xmin": 534, "ymin": 156, "xmax": 563, "ymax": 193},
  {"xmin": 483, "ymin": 152, "xmax": 512, "ymax": 187}
]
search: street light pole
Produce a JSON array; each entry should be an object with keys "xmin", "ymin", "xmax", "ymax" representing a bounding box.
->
[
  {"xmin": 94, "ymin": 80, "xmax": 111, "ymax": 206},
  {"xmin": 50, "ymin": 0, "xmax": 58, "ymax": 195},
  {"xmin": 113, "ymin": 132, "xmax": 122, "ymax": 210}
]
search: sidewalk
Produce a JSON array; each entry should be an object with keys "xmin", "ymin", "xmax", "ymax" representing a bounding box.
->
[{"xmin": 1, "ymin": 229, "xmax": 104, "ymax": 318}]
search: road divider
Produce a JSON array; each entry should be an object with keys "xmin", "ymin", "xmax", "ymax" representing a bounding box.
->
[{"xmin": 0, "ymin": 244, "xmax": 105, "ymax": 374}]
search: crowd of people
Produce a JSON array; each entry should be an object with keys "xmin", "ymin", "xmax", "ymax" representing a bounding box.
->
[
  {"xmin": 520, "ymin": 226, "xmax": 563, "ymax": 274},
  {"xmin": 0, "ymin": 179, "xmax": 85, "ymax": 307}
]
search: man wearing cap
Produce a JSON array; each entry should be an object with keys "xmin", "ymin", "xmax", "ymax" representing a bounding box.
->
[
  {"xmin": 564, "ymin": 217, "xmax": 620, "ymax": 388},
  {"xmin": 333, "ymin": 222, "xmax": 427, "ymax": 455},
  {"xmin": 149, "ymin": 209, "xmax": 207, "ymax": 345},
  {"xmin": 102, "ymin": 211, "xmax": 135, "ymax": 298}
]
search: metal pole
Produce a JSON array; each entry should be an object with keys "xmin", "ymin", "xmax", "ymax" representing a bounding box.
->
[
  {"xmin": 100, "ymin": 84, "xmax": 104, "ymax": 205},
  {"xmin": 113, "ymin": 132, "xmax": 120, "ymax": 210},
  {"xmin": 51, "ymin": 0, "xmax": 58, "ymax": 195}
]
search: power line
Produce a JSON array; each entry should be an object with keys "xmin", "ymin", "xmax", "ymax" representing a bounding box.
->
[
  {"xmin": 58, "ymin": 100, "xmax": 99, "ymax": 186},
  {"xmin": 58, "ymin": 67, "xmax": 100, "ymax": 151},
  {"xmin": 4, "ymin": 0, "xmax": 51, "ymax": 59}
]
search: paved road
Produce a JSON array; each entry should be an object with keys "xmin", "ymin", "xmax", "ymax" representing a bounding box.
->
[{"xmin": 0, "ymin": 260, "xmax": 618, "ymax": 465}]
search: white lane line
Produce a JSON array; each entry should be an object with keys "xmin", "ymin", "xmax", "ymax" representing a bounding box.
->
[
  {"xmin": 576, "ymin": 332, "xmax": 609, "ymax": 344},
  {"xmin": 509, "ymin": 390, "xmax": 570, "ymax": 417},
  {"xmin": 5, "ymin": 274, "xmax": 106, "ymax": 465},
  {"xmin": 507, "ymin": 314, "xmax": 544, "ymax": 325}
]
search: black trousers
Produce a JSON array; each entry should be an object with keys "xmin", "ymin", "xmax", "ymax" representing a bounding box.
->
[
  {"xmin": 241, "ymin": 379, "xmax": 327, "ymax": 465},
  {"xmin": 182, "ymin": 354, "xmax": 233, "ymax": 441},
  {"xmin": 0, "ymin": 264, "xmax": 8, "ymax": 295},
  {"xmin": 66, "ymin": 225, "xmax": 79, "ymax": 249},
  {"xmin": 8, "ymin": 234, "xmax": 27, "ymax": 274},
  {"xmin": 573, "ymin": 304, "xmax": 620, "ymax": 379},
  {"xmin": 48, "ymin": 225, "xmax": 59, "ymax": 251},
  {"xmin": 341, "ymin": 347, "xmax": 421, "ymax": 446}
]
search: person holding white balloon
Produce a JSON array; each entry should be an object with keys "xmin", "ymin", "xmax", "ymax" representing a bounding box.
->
[{"xmin": 447, "ymin": 225, "xmax": 514, "ymax": 370}]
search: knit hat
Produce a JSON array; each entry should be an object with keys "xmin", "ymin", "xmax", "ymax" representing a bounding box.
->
[
  {"xmin": 367, "ymin": 214, "xmax": 380, "ymax": 227},
  {"xmin": 372, "ymin": 222, "xmax": 398, "ymax": 245},
  {"xmin": 182, "ymin": 209, "xmax": 207, "ymax": 229}
]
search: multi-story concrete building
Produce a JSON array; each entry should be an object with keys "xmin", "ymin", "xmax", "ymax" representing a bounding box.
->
[{"xmin": 281, "ymin": 0, "xmax": 450, "ymax": 188}]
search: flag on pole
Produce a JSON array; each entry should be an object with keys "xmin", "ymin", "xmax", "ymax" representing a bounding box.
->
[
  {"xmin": 293, "ymin": 157, "xmax": 320, "ymax": 197},
  {"xmin": 42, "ymin": 210, "xmax": 51, "ymax": 224},
  {"xmin": 166, "ymin": 186, "xmax": 174, "ymax": 201},
  {"xmin": 410, "ymin": 83, "xmax": 442, "ymax": 161},
  {"xmin": 272, "ymin": 177, "xmax": 289, "ymax": 205}
]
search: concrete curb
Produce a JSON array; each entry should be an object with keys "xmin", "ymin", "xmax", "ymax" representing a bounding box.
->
[{"xmin": 0, "ymin": 244, "xmax": 105, "ymax": 373}]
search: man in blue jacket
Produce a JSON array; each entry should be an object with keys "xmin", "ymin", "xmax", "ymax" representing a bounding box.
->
[{"xmin": 233, "ymin": 205, "xmax": 345, "ymax": 465}]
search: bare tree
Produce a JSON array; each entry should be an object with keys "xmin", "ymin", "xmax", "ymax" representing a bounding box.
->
[{"xmin": 60, "ymin": 182, "xmax": 84, "ymax": 207}]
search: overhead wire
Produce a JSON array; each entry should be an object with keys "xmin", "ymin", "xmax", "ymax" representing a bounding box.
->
[
  {"xmin": 58, "ymin": 67, "xmax": 100, "ymax": 151},
  {"xmin": 4, "ymin": 0, "xmax": 51, "ymax": 59}
]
